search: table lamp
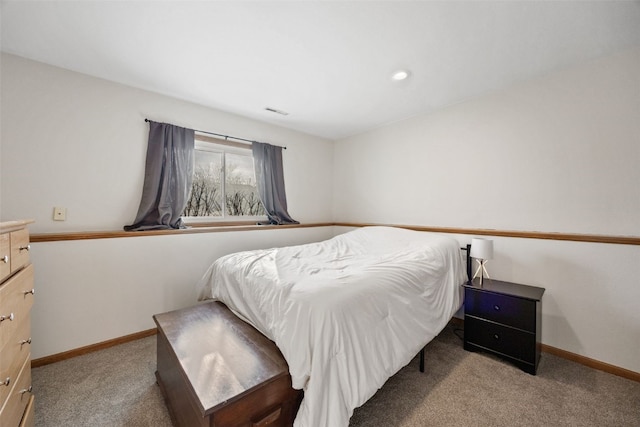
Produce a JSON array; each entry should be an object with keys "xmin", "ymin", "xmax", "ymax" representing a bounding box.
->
[{"xmin": 470, "ymin": 238, "xmax": 493, "ymax": 286}]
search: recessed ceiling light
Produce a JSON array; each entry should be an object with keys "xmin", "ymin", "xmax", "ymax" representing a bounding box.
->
[{"xmin": 391, "ymin": 70, "xmax": 410, "ymax": 81}]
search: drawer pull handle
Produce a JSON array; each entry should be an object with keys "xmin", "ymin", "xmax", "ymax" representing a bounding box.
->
[
  {"xmin": 494, "ymin": 334, "xmax": 500, "ymax": 340},
  {"xmin": 493, "ymin": 305, "xmax": 500, "ymax": 311},
  {"xmin": 1, "ymin": 377, "xmax": 10, "ymax": 387},
  {"xmin": 0, "ymin": 313, "xmax": 14, "ymax": 322},
  {"xmin": 19, "ymin": 244, "xmax": 31, "ymax": 252},
  {"xmin": 1, "ymin": 255, "xmax": 7, "ymax": 263},
  {"xmin": 20, "ymin": 338, "xmax": 32, "ymax": 346},
  {"xmin": 19, "ymin": 385, "xmax": 33, "ymax": 395},
  {"xmin": 24, "ymin": 289, "xmax": 35, "ymax": 296}
]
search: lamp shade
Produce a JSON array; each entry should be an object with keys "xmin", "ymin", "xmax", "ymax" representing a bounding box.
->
[{"xmin": 470, "ymin": 238, "xmax": 494, "ymax": 260}]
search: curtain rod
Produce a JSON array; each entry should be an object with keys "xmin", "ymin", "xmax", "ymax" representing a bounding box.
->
[{"xmin": 144, "ymin": 118, "xmax": 286, "ymax": 149}]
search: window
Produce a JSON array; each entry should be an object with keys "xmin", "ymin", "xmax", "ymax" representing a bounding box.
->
[{"xmin": 183, "ymin": 135, "xmax": 266, "ymax": 222}]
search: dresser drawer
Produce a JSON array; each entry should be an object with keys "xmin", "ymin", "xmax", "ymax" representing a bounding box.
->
[
  {"xmin": 20, "ymin": 394, "xmax": 35, "ymax": 427},
  {"xmin": 0, "ymin": 265, "xmax": 35, "ymax": 348},
  {"xmin": 0, "ymin": 356, "xmax": 32, "ymax": 427},
  {"xmin": 9, "ymin": 229, "xmax": 30, "ymax": 274},
  {"xmin": 0, "ymin": 317, "xmax": 31, "ymax": 408},
  {"xmin": 0, "ymin": 234, "xmax": 10, "ymax": 282},
  {"xmin": 465, "ymin": 316, "xmax": 536, "ymax": 364},
  {"xmin": 465, "ymin": 288, "xmax": 536, "ymax": 332}
]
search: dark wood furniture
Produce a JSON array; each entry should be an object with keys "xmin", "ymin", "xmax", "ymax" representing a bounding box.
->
[
  {"xmin": 153, "ymin": 301, "xmax": 302, "ymax": 427},
  {"xmin": 463, "ymin": 278, "xmax": 545, "ymax": 375}
]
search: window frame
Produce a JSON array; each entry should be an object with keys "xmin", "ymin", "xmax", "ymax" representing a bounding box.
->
[{"xmin": 182, "ymin": 133, "xmax": 267, "ymax": 225}]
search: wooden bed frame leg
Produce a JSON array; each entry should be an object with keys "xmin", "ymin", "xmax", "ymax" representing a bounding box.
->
[{"xmin": 419, "ymin": 347, "xmax": 425, "ymax": 372}]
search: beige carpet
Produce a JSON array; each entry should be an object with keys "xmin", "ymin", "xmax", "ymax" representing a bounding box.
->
[{"xmin": 32, "ymin": 323, "xmax": 640, "ymax": 426}]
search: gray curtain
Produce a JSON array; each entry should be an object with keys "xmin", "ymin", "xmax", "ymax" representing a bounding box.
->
[
  {"xmin": 124, "ymin": 121, "xmax": 194, "ymax": 231},
  {"xmin": 252, "ymin": 141, "xmax": 298, "ymax": 225}
]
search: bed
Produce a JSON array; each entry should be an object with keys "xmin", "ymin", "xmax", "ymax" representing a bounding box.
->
[{"xmin": 196, "ymin": 226, "xmax": 468, "ymax": 427}]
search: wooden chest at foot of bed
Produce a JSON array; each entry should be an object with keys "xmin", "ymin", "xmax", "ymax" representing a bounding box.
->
[{"xmin": 153, "ymin": 301, "xmax": 302, "ymax": 427}]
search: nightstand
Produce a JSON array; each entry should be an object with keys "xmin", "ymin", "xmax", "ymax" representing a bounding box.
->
[{"xmin": 463, "ymin": 278, "xmax": 545, "ymax": 375}]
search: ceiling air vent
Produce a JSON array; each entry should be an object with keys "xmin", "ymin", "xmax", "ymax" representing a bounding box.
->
[{"xmin": 265, "ymin": 107, "xmax": 289, "ymax": 116}]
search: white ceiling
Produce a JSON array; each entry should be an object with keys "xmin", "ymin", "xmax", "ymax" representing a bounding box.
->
[{"xmin": 2, "ymin": 1, "xmax": 640, "ymax": 140}]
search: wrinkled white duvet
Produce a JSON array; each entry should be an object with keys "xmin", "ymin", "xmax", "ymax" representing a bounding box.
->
[{"xmin": 197, "ymin": 226, "xmax": 466, "ymax": 427}]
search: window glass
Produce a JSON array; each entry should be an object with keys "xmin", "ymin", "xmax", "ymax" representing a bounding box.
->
[
  {"xmin": 184, "ymin": 148, "xmax": 223, "ymax": 217},
  {"xmin": 225, "ymin": 153, "xmax": 264, "ymax": 216},
  {"xmin": 183, "ymin": 137, "xmax": 265, "ymax": 220}
]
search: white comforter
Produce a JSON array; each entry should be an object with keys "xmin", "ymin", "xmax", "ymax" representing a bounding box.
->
[{"xmin": 197, "ymin": 226, "xmax": 466, "ymax": 427}]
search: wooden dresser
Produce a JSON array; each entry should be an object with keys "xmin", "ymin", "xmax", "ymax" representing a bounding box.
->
[{"xmin": 0, "ymin": 220, "xmax": 35, "ymax": 427}]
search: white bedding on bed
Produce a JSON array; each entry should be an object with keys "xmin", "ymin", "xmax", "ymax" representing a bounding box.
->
[{"xmin": 197, "ymin": 226, "xmax": 466, "ymax": 427}]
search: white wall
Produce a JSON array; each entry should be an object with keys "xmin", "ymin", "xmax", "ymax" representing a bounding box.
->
[
  {"xmin": 1, "ymin": 53, "xmax": 334, "ymax": 233},
  {"xmin": 333, "ymin": 48, "xmax": 640, "ymax": 373},
  {"xmin": 0, "ymin": 54, "xmax": 336, "ymax": 358},
  {"xmin": 334, "ymin": 48, "xmax": 639, "ymax": 236},
  {"xmin": 29, "ymin": 226, "xmax": 335, "ymax": 359}
]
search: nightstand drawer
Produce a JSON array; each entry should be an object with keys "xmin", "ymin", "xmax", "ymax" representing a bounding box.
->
[
  {"xmin": 465, "ymin": 288, "xmax": 536, "ymax": 332},
  {"xmin": 465, "ymin": 317, "xmax": 536, "ymax": 364}
]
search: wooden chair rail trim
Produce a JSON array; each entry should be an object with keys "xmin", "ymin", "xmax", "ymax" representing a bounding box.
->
[
  {"xmin": 29, "ymin": 221, "xmax": 639, "ymax": 246},
  {"xmin": 335, "ymin": 222, "xmax": 640, "ymax": 246},
  {"xmin": 31, "ymin": 326, "xmax": 639, "ymax": 383},
  {"xmin": 30, "ymin": 222, "xmax": 334, "ymax": 243}
]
